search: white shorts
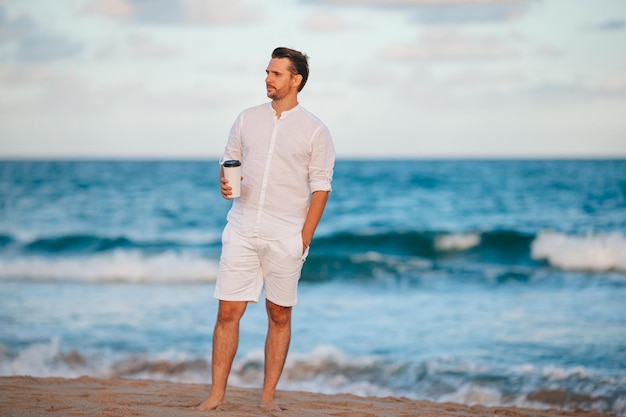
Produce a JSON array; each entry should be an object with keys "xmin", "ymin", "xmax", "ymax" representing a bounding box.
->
[{"xmin": 214, "ymin": 223, "xmax": 309, "ymax": 307}]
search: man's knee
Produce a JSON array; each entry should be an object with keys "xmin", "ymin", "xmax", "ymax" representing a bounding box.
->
[
  {"xmin": 216, "ymin": 300, "xmax": 247, "ymax": 325},
  {"xmin": 266, "ymin": 301, "xmax": 292, "ymax": 327}
]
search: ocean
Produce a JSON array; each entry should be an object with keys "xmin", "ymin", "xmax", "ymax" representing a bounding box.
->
[{"xmin": 0, "ymin": 159, "xmax": 625, "ymax": 415}]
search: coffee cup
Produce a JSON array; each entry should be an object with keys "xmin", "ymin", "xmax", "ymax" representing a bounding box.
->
[{"xmin": 222, "ymin": 160, "xmax": 241, "ymax": 198}]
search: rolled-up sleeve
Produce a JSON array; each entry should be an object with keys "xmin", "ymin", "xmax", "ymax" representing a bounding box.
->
[
  {"xmin": 220, "ymin": 112, "xmax": 244, "ymax": 165},
  {"xmin": 309, "ymin": 125, "xmax": 335, "ymax": 193}
]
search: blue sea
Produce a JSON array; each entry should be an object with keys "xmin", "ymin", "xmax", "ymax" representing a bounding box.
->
[{"xmin": 1, "ymin": 160, "xmax": 625, "ymax": 415}]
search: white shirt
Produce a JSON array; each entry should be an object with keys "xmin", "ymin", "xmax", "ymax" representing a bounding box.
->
[{"xmin": 221, "ymin": 102, "xmax": 335, "ymax": 240}]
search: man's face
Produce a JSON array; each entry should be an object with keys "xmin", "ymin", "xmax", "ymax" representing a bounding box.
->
[{"xmin": 265, "ymin": 58, "xmax": 299, "ymax": 100}]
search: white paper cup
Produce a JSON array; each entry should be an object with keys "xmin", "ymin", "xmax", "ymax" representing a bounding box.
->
[{"xmin": 222, "ymin": 160, "xmax": 241, "ymax": 198}]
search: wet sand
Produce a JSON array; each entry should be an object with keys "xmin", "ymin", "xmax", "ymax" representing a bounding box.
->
[{"xmin": 0, "ymin": 376, "xmax": 615, "ymax": 417}]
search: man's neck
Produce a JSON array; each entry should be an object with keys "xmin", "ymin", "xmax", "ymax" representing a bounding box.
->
[{"xmin": 271, "ymin": 97, "xmax": 298, "ymax": 119}]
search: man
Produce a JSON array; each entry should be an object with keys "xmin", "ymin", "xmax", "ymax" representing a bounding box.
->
[{"xmin": 197, "ymin": 47, "xmax": 335, "ymax": 411}]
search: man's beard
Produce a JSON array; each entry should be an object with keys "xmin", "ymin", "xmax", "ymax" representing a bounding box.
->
[{"xmin": 266, "ymin": 86, "xmax": 283, "ymax": 100}]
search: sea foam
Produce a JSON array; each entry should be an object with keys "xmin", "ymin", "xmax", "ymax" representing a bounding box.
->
[
  {"xmin": 531, "ymin": 231, "xmax": 626, "ymax": 272},
  {"xmin": 0, "ymin": 250, "xmax": 218, "ymax": 283},
  {"xmin": 434, "ymin": 233, "xmax": 481, "ymax": 251},
  {"xmin": 2, "ymin": 338, "xmax": 624, "ymax": 416}
]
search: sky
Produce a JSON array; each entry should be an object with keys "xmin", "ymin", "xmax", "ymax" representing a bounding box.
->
[{"xmin": 0, "ymin": 0, "xmax": 625, "ymax": 159}]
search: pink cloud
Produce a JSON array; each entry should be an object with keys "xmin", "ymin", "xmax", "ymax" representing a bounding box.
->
[
  {"xmin": 83, "ymin": 0, "xmax": 263, "ymax": 25},
  {"xmin": 306, "ymin": 0, "xmax": 533, "ymax": 23},
  {"xmin": 302, "ymin": 11, "xmax": 352, "ymax": 32},
  {"xmin": 383, "ymin": 28, "xmax": 520, "ymax": 61},
  {"xmin": 182, "ymin": 0, "xmax": 263, "ymax": 25},
  {"xmin": 83, "ymin": 0, "xmax": 133, "ymax": 19}
]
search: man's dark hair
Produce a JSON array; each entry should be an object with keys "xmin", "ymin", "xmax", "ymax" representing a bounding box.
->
[{"xmin": 272, "ymin": 47, "xmax": 309, "ymax": 92}]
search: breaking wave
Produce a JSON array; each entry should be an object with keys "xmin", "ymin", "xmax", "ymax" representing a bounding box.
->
[
  {"xmin": 531, "ymin": 230, "xmax": 626, "ymax": 272},
  {"xmin": 1, "ymin": 339, "xmax": 624, "ymax": 416},
  {"xmin": 0, "ymin": 251, "xmax": 218, "ymax": 283},
  {"xmin": 1, "ymin": 229, "xmax": 625, "ymax": 283}
]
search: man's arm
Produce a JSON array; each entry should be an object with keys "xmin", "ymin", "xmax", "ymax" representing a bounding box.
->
[
  {"xmin": 301, "ymin": 190, "xmax": 329, "ymax": 252},
  {"xmin": 219, "ymin": 165, "xmax": 230, "ymax": 200}
]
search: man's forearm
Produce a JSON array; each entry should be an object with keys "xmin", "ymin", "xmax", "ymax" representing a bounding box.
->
[{"xmin": 302, "ymin": 191, "xmax": 329, "ymax": 248}]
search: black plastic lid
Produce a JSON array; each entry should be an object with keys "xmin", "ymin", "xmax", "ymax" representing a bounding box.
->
[{"xmin": 223, "ymin": 160, "xmax": 241, "ymax": 167}]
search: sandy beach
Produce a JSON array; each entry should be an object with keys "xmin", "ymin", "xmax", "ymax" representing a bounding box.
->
[{"xmin": 0, "ymin": 376, "xmax": 615, "ymax": 417}]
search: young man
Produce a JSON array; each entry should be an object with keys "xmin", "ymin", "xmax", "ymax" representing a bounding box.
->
[{"xmin": 197, "ymin": 47, "xmax": 335, "ymax": 411}]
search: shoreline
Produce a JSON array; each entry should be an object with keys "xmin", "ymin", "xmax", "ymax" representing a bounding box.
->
[{"xmin": 0, "ymin": 376, "xmax": 615, "ymax": 417}]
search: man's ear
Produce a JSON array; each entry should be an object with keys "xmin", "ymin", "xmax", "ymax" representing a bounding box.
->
[{"xmin": 292, "ymin": 73, "xmax": 303, "ymax": 88}]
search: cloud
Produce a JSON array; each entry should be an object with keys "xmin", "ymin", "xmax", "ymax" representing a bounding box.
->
[
  {"xmin": 305, "ymin": 0, "xmax": 533, "ymax": 23},
  {"xmin": 302, "ymin": 11, "xmax": 352, "ymax": 32},
  {"xmin": 82, "ymin": 0, "xmax": 133, "ymax": 19},
  {"xmin": 445, "ymin": 68, "xmax": 526, "ymax": 86},
  {"xmin": 0, "ymin": 64, "xmax": 49, "ymax": 85},
  {"xmin": 0, "ymin": 62, "xmax": 222, "ymax": 113},
  {"xmin": 533, "ymin": 42, "xmax": 560, "ymax": 57},
  {"xmin": 382, "ymin": 28, "xmax": 520, "ymax": 61},
  {"xmin": 15, "ymin": 34, "xmax": 83, "ymax": 62},
  {"xmin": 597, "ymin": 72, "xmax": 626, "ymax": 95},
  {"xmin": 0, "ymin": 6, "xmax": 83, "ymax": 62},
  {"xmin": 96, "ymin": 34, "xmax": 182, "ymax": 60},
  {"xmin": 182, "ymin": 0, "xmax": 263, "ymax": 25},
  {"xmin": 409, "ymin": 1, "xmax": 530, "ymax": 24},
  {"xmin": 589, "ymin": 19, "xmax": 626, "ymax": 31},
  {"xmin": 392, "ymin": 67, "xmax": 528, "ymax": 106},
  {"xmin": 523, "ymin": 75, "xmax": 626, "ymax": 105},
  {"xmin": 0, "ymin": 7, "xmax": 33, "ymax": 43},
  {"xmin": 84, "ymin": 0, "xmax": 264, "ymax": 25},
  {"xmin": 84, "ymin": 0, "xmax": 183, "ymax": 23},
  {"xmin": 308, "ymin": 0, "xmax": 526, "ymax": 5},
  {"xmin": 0, "ymin": 64, "xmax": 93, "ymax": 110}
]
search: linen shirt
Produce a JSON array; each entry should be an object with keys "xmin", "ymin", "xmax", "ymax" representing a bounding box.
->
[{"xmin": 221, "ymin": 102, "xmax": 335, "ymax": 240}]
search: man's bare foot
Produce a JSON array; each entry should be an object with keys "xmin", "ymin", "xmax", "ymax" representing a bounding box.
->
[
  {"xmin": 194, "ymin": 395, "xmax": 224, "ymax": 411},
  {"xmin": 260, "ymin": 399, "xmax": 284, "ymax": 412}
]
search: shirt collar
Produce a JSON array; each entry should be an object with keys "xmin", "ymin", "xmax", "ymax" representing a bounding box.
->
[{"xmin": 269, "ymin": 102, "xmax": 300, "ymax": 120}]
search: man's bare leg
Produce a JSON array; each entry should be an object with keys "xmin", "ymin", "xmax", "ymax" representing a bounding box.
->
[
  {"xmin": 260, "ymin": 299, "xmax": 292, "ymax": 411},
  {"xmin": 197, "ymin": 300, "xmax": 247, "ymax": 411}
]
